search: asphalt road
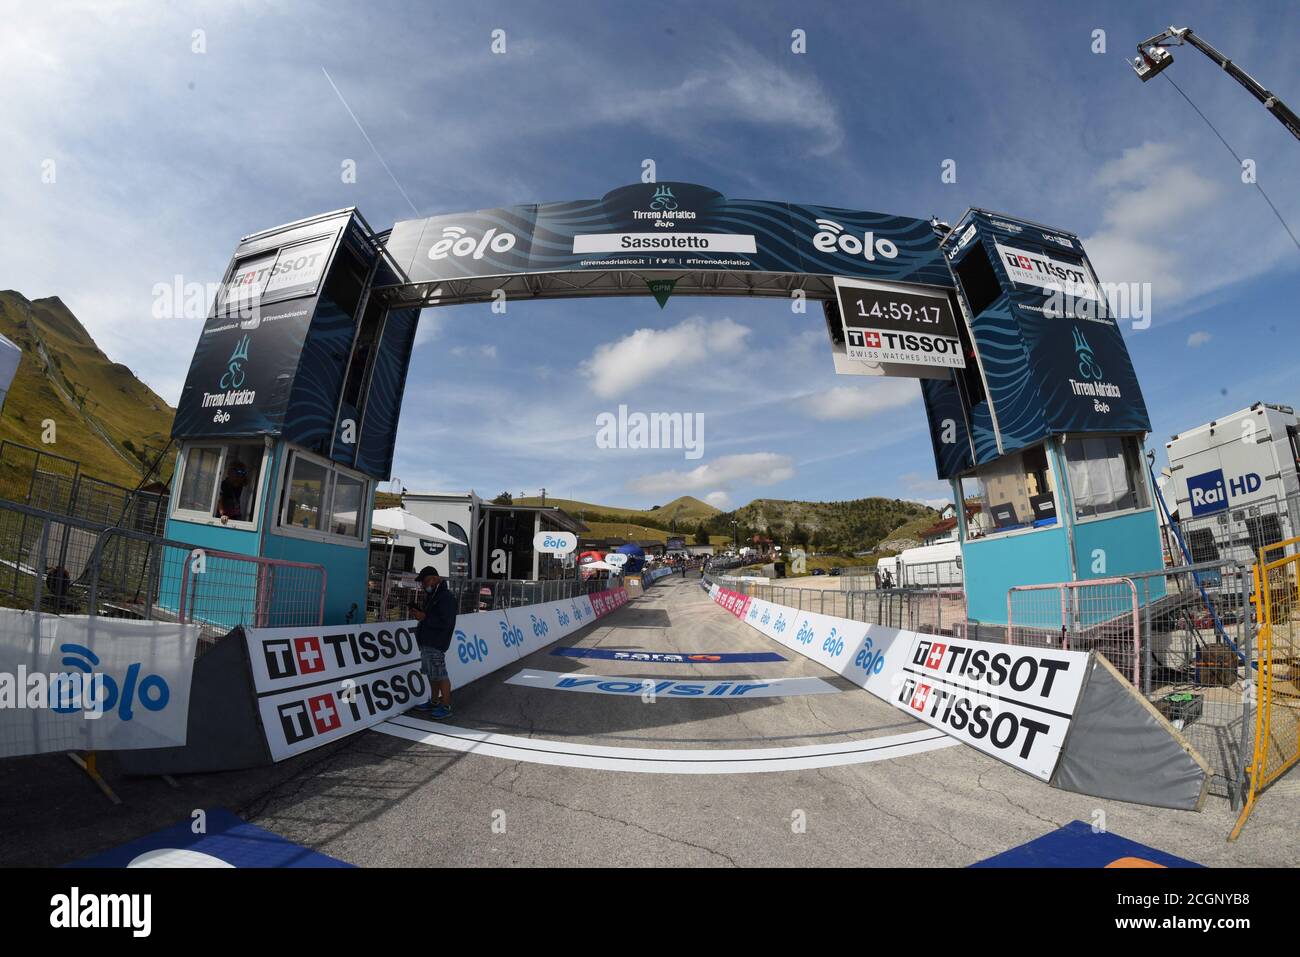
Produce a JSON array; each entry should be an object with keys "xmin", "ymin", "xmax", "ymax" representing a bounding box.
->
[{"xmin": 3, "ymin": 576, "xmax": 1297, "ymax": 867}]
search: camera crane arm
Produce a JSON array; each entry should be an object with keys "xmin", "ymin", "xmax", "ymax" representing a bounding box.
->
[{"xmin": 1133, "ymin": 25, "xmax": 1300, "ymax": 142}]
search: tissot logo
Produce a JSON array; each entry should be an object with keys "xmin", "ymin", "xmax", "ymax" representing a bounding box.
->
[
  {"xmin": 260, "ymin": 627, "xmax": 416, "ymax": 679},
  {"xmin": 427, "ymin": 224, "xmax": 518, "ymax": 261}
]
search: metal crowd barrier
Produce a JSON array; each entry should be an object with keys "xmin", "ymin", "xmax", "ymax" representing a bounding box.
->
[
  {"xmin": 369, "ymin": 571, "xmax": 614, "ymax": 620},
  {"xmin": 0, "ymin": 497, "xmax": 326, "ymax": 647}
]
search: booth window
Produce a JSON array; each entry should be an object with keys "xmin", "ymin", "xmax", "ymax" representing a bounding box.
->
[
  {"xmin": 968, "ymin": 442, "xmax": 1057, "ymax": 537},
  {"xmin": 1063, "ymin": 436, "xmax": 1149, "ymax": 518},
  {"xmin": 280, "ymin": 451, "xmax": 369, "ymax": 541},
  {"xmin": 173, "ymin": 443, "xmax": 264, "ymax": 524}
]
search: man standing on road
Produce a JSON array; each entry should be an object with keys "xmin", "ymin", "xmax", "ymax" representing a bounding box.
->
[{"xmin": 411, "ymin": 566, "xmax": 457, "ymax": 719}]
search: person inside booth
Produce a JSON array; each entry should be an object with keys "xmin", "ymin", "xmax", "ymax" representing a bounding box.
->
[{"xmin": 217, "ymin": 460, "xmax": 249, "ymax": 522}]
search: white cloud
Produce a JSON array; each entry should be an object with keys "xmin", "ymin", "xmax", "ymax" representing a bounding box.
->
[
  {"xmin": 1186, "ymin": 331, "xmax": 1212, "ymax": 348},
  {"xmin": 627, "ymin": 452, "xmax": 794, "ymax": 496},
  {"xmin": 582, "ymin": 316, "xmax": 750, "ymax": 398},
  {"xmin": 796, "ymin": 378, "xmax": 919, "ymax": 421},
  {"xmin": 704, "ymin": 490, "xmax": 732, "ymax": 509},
  {"xmin": 450, "ymin": 344, "xmax": 498, "ymax": 359}
]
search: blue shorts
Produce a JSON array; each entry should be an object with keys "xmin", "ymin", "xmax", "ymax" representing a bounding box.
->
[{"xmin": 420, "ymin": 646, "xmax": 449, "ymax": 683}]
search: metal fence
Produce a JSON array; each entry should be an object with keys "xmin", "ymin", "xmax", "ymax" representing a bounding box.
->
[
  {"xmin": 0, "ymin": 498, "xmax": 326, "ymax": 647},
  {"xmin": 0, "ymin": 440, "xmax": 169, "ymax": 538},
  {"xmin": 839, "ymin": 558, "xmax": 963, "ymax": 591},
  {"xmin": 1008, "ymin": 578, "xmax": 1141, "ymax": 685},
  {"xmin": 1173, "ymin": 490, "xmax": 1300, "ymax": 568},
  {"xmin": 368, "ymin": 570, "xmax": 610, "ymax": 621},
  {"xmin": 1005, "ymin": 561, "xmax": 1255, "ymax": 803},
  {"xmin": 715, "ymin": 576, "xmax": 966, "ymax": 635},
  {"xmin": 1233, "ymin": 540, "xmax": 1300, "ymax": 837}
]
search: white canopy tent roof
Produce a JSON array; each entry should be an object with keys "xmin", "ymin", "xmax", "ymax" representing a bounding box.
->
[{"xmin": 371, "ymin": 507, "xmax": 467, "ymax": 546}]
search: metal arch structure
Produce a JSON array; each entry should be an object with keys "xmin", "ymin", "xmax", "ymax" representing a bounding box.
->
[
  {"xmin": 370, "ymin": 263, "xmax": 841, "ymax": 311},
  {"xmin": 166, "ymin": 180, "xmax": 1158, "ymax": 628}
]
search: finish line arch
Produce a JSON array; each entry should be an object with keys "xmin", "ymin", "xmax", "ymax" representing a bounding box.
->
[{"xmin": 166, "ymin": 181, "xmax": 1157, "ymax": 627}]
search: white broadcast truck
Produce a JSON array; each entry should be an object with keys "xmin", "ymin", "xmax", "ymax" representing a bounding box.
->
[{"xmin": 1164, "ymin": 402, "xmax": 1300, "ymax": 561}]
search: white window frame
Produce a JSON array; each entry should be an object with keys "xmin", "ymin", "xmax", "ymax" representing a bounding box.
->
[
  {"xmin": 274, "ymin": 447, "xmax": 371, "ymax": 548},
  {"xmin": 170, "ymin": 441, "xmax": 269, "ymax": 531},
  {"xmin": 1062, "ymin": 434, "xmax": 1153, "ymax": 525}
]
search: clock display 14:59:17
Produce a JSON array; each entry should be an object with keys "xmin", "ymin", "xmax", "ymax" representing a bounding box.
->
[{"xmin": 855, "ymin": 299, "xmax": 943, "ymax": 324}]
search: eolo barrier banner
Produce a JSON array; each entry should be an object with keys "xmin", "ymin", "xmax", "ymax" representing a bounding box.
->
[
  {"xmin": 0, "ymin": 609, "xmax": 199, "ymax": 758},
  {"xmin": 709, "ymin": 587, "xmax": 1206, "ymax": 806},
  {"xmin": 244, "ymin": 588, "xmax": 625, "ymax": 761}
]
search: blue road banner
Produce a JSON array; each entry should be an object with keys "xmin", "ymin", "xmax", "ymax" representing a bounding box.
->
[
  {"xmin": 551, "ymin": 647, "xmax": 786, "ymax": 663},
  {"xmin": 68, "ymin": 808, "xmax": 352, "ymax": 868},
  {"xmin": 972, "ymin": 820, "xmax": 1201, "ymax": 868}
]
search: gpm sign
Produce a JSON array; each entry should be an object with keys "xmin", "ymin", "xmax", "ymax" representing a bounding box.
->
[{"xmin": 1187, "ymin": 468, "xmax": 1263, "ymax": 516}]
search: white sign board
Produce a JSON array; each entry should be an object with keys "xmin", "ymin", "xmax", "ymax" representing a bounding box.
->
[
  {"xmin": 245, "ymin": 621, "xmax": 426, "ymax": 761},
  {"xmin": 890, "ymin": 634, "xmax": 1089, "ymax": 780},
  {"xmin": 993, "ymin": 241, "xmax": 1101, "ymax": 302},
  {"xmin": 532, "ymin": 531, "xmax": 577, "ymax": 555},
  {"xmin": 0, "ymin": 610, "xmax": 199, "ymax": 757}
]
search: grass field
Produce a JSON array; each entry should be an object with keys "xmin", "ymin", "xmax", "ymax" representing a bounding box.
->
[{"xmin": 0, "ymin": 292, "xmax": 175, "ymax": 489}]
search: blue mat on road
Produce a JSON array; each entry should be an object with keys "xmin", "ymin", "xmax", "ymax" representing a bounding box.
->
[
  {"xmin": 68, "ymin": 808, "xmax": 352, "ymax": 868},
  {"xmin": 972, "ymin": 820, "xmax": 1202, "ymax": 868}
]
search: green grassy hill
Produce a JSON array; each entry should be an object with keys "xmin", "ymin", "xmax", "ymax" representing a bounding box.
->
[
  {"xmin": 514, "ymin": 494, "xmax": 721, "ymax": 531},
  {"xmin": 0, "ymin": 291, "xmax": 175, "ymax": 494},
  {"xmin": 714, "ymin": 496, "xmax": 939, "ymax": 555}
]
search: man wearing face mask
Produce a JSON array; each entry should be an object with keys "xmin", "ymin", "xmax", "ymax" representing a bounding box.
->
[{"xmin": 411, "ymin": 566, "xmax": 457, "ymax": 719}]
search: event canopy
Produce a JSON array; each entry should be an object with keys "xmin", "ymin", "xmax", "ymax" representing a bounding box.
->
[{"xmin": 371, "ymin": 507, "xmax": 466, "ymax": 546}]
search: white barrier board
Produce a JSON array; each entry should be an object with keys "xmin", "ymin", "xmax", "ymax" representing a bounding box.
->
[{"xmin": 0, "ymin": 609, "xmax": 199, "ymax": 757}]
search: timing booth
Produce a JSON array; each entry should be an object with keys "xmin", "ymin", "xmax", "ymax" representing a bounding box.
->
[{"xmin": 166, "ymin": 184, "xmax": 1163, "ymax": 630}]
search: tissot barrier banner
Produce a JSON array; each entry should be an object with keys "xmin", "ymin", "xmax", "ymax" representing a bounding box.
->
[
  {"xmin": 246, "ymin": 589, "xmax": 623, "ymax": 760},
  {"xmin": 0, "ymin": 610, "xmax": 199, "ymax": 758}
]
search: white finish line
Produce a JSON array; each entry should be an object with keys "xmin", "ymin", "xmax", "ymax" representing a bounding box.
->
[{"xmin": 376, "ymin": 717, "xmax": 958, "ymax": 774}]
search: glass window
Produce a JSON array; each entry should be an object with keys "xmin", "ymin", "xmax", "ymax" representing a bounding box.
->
[
  {"xmin": 215, "ymin": 444, "xmax": 262, "ymax": 522},
  {"xmin": 284, "ymin": 456, "xmax": 328, "ymax": 530},
  {"xmin": 177, "ymin": 446, "xmax": 223, "ymax": 513},
  {"xmin": 968, "ymin": 443, "xmax": 1057, "ymax": 537},
  {"xmin": 1064, "ymin": 436, "xmax": 1150, "ymax": 519},
  {"xmin": 331, "ymin": 473, "xmax": 365, "ymax": 537}
]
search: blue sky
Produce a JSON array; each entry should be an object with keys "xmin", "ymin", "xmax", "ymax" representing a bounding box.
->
[{"xmin": 3, "ymin": 0, "xmax": 1298, "ymax": 510}]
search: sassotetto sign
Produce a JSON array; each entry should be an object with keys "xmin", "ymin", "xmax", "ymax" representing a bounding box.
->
[{"xmin": 382, "ymin": 182, "xmax": 952, "ymax": 288}]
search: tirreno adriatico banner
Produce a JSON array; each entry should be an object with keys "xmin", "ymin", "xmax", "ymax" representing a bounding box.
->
[{"xmin": 382, "ymin": 182, "xmax": 952, "ymax": 287}]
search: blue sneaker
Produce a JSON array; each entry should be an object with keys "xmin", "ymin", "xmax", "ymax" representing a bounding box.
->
[
  {"xmin": 413, "ymin": 700, "xmax": 434, "ymax": 714},
  {"xmin": 430, "ymin": 704, "xmax": 452, "ymax": 720}
]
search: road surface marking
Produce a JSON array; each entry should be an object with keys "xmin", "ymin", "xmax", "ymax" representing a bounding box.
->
[{"xmin": 375, "ymin": 717, "xmax": 957, "ymax": 773}]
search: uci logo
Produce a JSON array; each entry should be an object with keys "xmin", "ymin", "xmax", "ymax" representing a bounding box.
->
[
  {"xmin": 456, "ymin": 630, "xmax": 490, "ymax": 664},
  {"xmin": 428, "ymin": 225, "xmax": 517, "ymax": 261},
  {"xmin": 812, "ymin": 219, "xmax": 898, "ymax": 261}
]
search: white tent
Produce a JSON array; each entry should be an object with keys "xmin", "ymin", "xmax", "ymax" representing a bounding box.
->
[{"xmin": 371, "ymin": 507, "xmax": 466, "ymax": 545}]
